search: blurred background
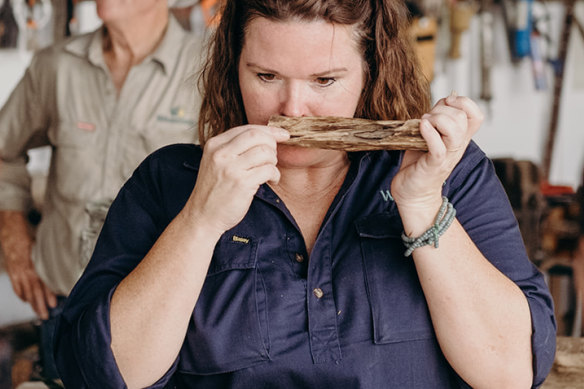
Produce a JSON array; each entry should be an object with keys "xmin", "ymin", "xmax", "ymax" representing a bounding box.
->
[{"xmin": 1, "ymin": 0, "xmax": 583, "ymax": 387}]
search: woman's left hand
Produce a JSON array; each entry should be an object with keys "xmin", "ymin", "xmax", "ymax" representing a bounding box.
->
[{"xmin": 391, "ymin": 93, "xmax": 484, "ymax": 208}]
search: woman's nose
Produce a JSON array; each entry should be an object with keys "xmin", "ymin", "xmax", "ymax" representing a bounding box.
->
[{"xmin": 278, "ymin": 81, "xmax": 308, "ymax": 118}]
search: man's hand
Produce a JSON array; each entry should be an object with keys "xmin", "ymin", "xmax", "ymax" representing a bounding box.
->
[{"xmin": 0, "ymin": 210, "xmax": 56, "ymax": 320}]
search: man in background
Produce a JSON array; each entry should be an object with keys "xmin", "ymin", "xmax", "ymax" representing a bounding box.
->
[{"xmin": 0, "ymin": 0, "xmax": 203, "ymax": 381}]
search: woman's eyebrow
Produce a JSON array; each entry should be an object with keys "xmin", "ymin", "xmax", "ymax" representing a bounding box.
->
[
  {"xmin": 246, "ymin": 62, "xmax": 348, "ymax": 77},
  {"xmin": 246, "ymin": 62, "xmax": 279, "ymax": 74},
  {"xmin": 310, "ymin": 68, "xmax": 348, "ymax": 77}
]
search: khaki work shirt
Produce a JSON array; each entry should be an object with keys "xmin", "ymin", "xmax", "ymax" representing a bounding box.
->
[{"xmin": 0, "ymin": 16, "xmax": 203, "ymax": 295}]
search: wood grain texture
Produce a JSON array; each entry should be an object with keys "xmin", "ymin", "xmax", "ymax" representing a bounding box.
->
[{"xmin": 268, "ymin": 115, "xmax": 427, "ymax": 151}]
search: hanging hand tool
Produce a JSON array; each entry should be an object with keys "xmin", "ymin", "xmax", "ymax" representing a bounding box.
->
[
  {"xmin": 542, "ymin": 0, "xmax": 576, "ymax": 180},
  {"xmin": 530, "ymin": 31, "xmax": 548, "ymax": 90},
  {"xmin": 449, "ymin": 1, "xmax": 475, "ymax": 59},
  {"xmin": 479, "ymin": 0, "xmax": 494, "ymax": 116},
  {"xmin": 501, "ymin": 0, "xmax": 534, "ymax": 60},
  {"xmin": 514, "ymin": 0, "xmax": 534, "ymax": 58},
  {"xmin": 529, "ymin": 3, "xmax": 552, "ymax": 91}
]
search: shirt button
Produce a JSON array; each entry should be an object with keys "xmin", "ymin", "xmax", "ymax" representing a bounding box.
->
[
  {"xmin": 313, "ymin": 288, "xmax": 324, "ymax": 299},
  {"xmin": 295, "ymin": 253, "xmax": 305, "ymax": 263}
]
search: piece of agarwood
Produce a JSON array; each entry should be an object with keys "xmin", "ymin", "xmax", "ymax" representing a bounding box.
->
[{"xmin": 268, "ymin": 116, "xmax": 427, "ymax": 151}]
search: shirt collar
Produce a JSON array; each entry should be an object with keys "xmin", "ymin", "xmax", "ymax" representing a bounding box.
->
[
  {"xmin": 147, "ymin": 15, "xmax": 189, "ymax": 74},
  {"xmin": 63, "ymin": 15, "xmax": 188, "ymax": 74},
  {"xmin": 63, "ymin": 28, "xmax": 105, "ymax": 68}
]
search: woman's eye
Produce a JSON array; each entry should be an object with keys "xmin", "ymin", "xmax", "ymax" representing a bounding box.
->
[
  {"xmin": 258, "ymin": 73, "xmax": 276, "ymax": 82},
  {"xmin": 315, "ymin": 77, "xmax": 335, "ymax": 87}
]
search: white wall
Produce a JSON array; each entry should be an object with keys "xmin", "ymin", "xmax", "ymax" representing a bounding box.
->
[{"xmin": 432, "ymin": 2, "xmax": 584, "ymax": 188}]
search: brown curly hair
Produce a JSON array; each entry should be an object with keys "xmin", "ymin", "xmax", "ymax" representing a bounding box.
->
[{"xmin": 198, "ymin": 0, "xmax": 430, "ymax": 146}]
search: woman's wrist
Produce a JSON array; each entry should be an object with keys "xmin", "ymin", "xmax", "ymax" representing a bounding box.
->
[
  {"xmin": 176, "ymin": 204, "xmax": 225, "ymax": 246},
  {"xmin": 395, "ymin": 194, "xmax": 444, "ymax": 237}
]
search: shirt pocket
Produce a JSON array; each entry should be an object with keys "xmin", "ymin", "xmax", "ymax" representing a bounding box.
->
[
  {"xmin": 121, "ymin": 124, "xmax": 197, "ymax": 178},
  {"xmin": 355, "ymin": 212, "xmax": 435, "ymax": 344},
  {"xmin": 51, "ymin": 120, "xmax": 99, "ymax": 201},
  {"xmin": 178, "ymin": 233, "xmax": 270, "ymax": 375}
]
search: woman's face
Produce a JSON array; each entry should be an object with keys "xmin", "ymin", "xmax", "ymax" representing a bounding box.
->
[{"xmin": 238, "ymin": 17, "xmax": 365, "ymax": 167}]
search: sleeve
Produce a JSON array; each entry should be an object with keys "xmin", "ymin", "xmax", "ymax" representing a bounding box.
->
[
  {"xmin": 445, "ymin": 143, "xmax": 556, "ymax": 388},
  {"xmin": 0, "ymin": 52, "xmax": 52, "ymax": 211},
  {"xmin": 53, "ymin": 153, "xmax": 180, "ymax": 388}
]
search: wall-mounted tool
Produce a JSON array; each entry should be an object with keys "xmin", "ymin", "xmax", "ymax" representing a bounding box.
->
[
  {"xmin": 479, "ymin": 0, "xmax": 495, "ymax": 114},
  {"xmin": 449, "ymin": 0, "xmax": 476, "ymax": 59},
  {"xmin": 529, "ymin": 2, "xmax": 552, "ymax": 91},
  {"xmin": 502, "ymin": 0, "xmax": 534, "ymax": 60},
  {"xmin": 542, "ymin": 0, "xmax": 576, "ymax": 180},
  {"xmin": 410, "ymin": 16, "xmax": 439, "ymax": 82}
]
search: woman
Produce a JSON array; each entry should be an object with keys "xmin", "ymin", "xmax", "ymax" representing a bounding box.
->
[{"xmin": 55, "ymin": 0, "xmax": 556, "ymax": 388}]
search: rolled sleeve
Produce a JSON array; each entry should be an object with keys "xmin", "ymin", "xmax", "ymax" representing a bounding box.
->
[
  {"xmin": 55, "ymin": 288, "xmax": 126, "ymax": 388},
  {"xmin": 0, "ymin": 52, "xmax": 52, "ymax": 211},
  {"xmin": 447, "ymin": 143, "xmax": 557, "ymax": 387},
  {"xmin": 0, "ymin": 157, "xmax": 32, "ymax": 211},
  {"xmin": 55, "ymin": 286, "xmax": 178, "ymax": 388},
  {"xmin": 523, "ymin": 279, "xmax": 557, "ymax": 387},
  {"xmin": 54, "ymin": 150, "xmax": 182, "ymax": 388}
]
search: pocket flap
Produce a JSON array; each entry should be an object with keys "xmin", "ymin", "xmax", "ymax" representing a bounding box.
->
[
  {"xmin": 355, "ymin": 212, "xmax": 403, "ymax": 239},
  {"xmin": 208, "ymin": 233, "xmax": 258, "ymax": 275}
]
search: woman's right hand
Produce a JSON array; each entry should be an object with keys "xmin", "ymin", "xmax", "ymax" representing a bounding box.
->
[{"xmin": 184, "ymin": 125, "xmax": 289, "ymax": 236}]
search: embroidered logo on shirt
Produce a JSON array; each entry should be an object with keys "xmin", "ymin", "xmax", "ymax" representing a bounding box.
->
[
  {"xmin": 380, "ymin": 190, "xmax": 394, "ymax": 202},
  {"xmin": 156, "ymin": 106, "xmax": 195, "ymax": 126},
  {"xmin": 76, "ymin": 121, "xmax": 96, "ymax": 131},
  {"xmin": 171, "ymin": 107, "xmax": 185, "ymax": 117},
  {"xmin": 232, "ymin": 235, "xmax": 250, "ymax": 244}
]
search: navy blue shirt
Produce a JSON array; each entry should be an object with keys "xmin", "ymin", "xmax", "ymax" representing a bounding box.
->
[{"xmin": 55, "ymin": 142, "xmax": 556, "ymax": 388}]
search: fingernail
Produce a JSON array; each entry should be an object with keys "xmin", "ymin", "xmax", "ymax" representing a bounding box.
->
[{"xmin": 447, "ymin": 90, "xmax": 458, "ymax": 104}]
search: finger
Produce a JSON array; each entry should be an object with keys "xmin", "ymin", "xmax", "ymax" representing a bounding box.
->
[
  {"xmin": 8, "ymin": 274, "xmax": 25, "ymax": 300},
  {"xmin": 419, "ymin": 118, "xmax": 447, "ymax": 165},
  {"xmin": 248, "ymin": 163, "xmax": 281, "ymax": 186},
  {"xmin": 430, "ymin": 89, "xmax": 458, "ymax": 109},
  {"xmin": 267, "ymin": 126, "xmax": 291, "ymax": 142},
  {"xmin": 422, "ymin": 112, "xmax": 460, "ymax": 140},
  {"xmin": 427, "ymin": 102, "xmax": 464, "ymax": 116},
  {"xmin": 206, "ymin": 130, "xmax": 276, "ymax": 168},
  {"xmin": 44, "ymin": 285, "xmax": 57, "ymax": 309},
  {"xmin": 19, "ymin": 275, "xmax": 35, "ymax": 305},
  {"xmin": 228, "ymin": 127, "xmax": 290, "ymax": 157},
  {"xmin": 203, "ymin": 133, "xmax": 279, "ymax": 179},
  {"xmin": 237, "ymin": 144, "xmax": 278, "ymax": 171},
  {"xmin": 208, "ymin": 125, "xmax": 288, "ymax": 152},
  {"xmin": 207, "ymin": 125, "xmax": 259, "ymax": 147},
  {"xmin": 444, "ymin": 94, "xmax": 484, "ymax": 125},
  {"xmin": 31, "ymin": 279, "xmax": 49, "ymax": 320}
]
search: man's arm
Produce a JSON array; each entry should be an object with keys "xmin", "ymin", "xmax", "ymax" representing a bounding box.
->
[
  {"xmin": 0, "ymin": 51, "xmax": 55, "ymax": 318},
  {"xmin": 0, "ymin": 210, "xmax": 56, "ymax": 319}
]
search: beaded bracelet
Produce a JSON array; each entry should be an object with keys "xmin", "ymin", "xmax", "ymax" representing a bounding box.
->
[{"xmin": 401, "ymin": 196, "xmax": 456, "ymax": 257}]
